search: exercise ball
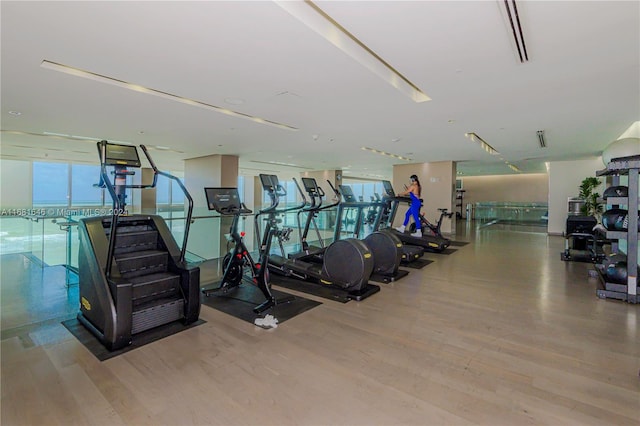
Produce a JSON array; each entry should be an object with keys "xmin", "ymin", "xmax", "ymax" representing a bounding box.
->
[{"xmin": 602, "ymin": 137, "xmax": 640, "ymax": 165}]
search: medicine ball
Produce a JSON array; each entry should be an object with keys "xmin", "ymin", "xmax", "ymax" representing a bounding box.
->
[
  {"xmin": 605, "ymin": 261, "xmax": 628, "ymax": 284},
  {"xmin": 601, "ymin": 253, "xmax": 627, "ymax": 270},
  {"xmin": 603, "ymin": 185, "xmax": 628, "ymax": 199},
  {"xmin": 602, "ymin": 209, "xmax": 628, "ymax": 231}
]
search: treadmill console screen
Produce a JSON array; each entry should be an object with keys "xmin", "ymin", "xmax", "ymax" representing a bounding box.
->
[{"xmin": 381, "ymin": 180, "xmax": 395, "ymax": 197}]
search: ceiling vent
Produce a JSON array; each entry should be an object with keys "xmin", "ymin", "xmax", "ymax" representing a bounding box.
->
[
  {"xmin": 537, "ymin": 130, "xmax": 546, "ymax": 148},
  {"xmin": 502, "ymin": 0, "xmax": 529, "ymax": 63}
]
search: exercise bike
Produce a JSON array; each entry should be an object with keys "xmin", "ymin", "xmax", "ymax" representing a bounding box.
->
[
  {"xmin": 202, "ymin": 187, "xmax": 293, "ymax": 314},
  {"xmin": 408, "ymin": 207, "xmax": 453, "ymax": 239}
]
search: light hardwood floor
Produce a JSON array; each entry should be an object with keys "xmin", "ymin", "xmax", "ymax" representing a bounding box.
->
[{"xmin": 2, "ymin": 223, "xmax": 639, "ymax": 425}]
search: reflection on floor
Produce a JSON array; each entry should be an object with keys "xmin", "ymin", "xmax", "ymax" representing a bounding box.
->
[{"xmin": 1, "ymin": 253, "xmax": 78, "ymax": 343}]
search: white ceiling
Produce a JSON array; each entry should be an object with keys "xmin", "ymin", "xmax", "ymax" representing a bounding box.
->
[{"xmin": 1, "ymin": 1, "xmax": 639, "ymax": 179}]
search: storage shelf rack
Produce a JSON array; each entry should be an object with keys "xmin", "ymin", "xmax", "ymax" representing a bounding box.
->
[{"xmin": 595, "ymin": 155, "xmax": 639, "ymax": 303}]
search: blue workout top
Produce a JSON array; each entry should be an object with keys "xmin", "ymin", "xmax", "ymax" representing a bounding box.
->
[{"xmin": 409, "ymin": 192, "xmax": 420, "ymax": 206}]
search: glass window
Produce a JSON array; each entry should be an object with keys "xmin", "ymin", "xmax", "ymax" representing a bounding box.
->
[
  {"xmin": 170, "ymin": 179, "xmax": 185, "ymax": 206},
  {"xmin": 156, "ymin": 175, "xmax": 170, "ymax": 205},
  {"xmin": 71, "ymin": 164, "xmax": 103, "ymax": 206},
  {"xmin": 237, "ymin": 176, "xmax": 245, "ymax": 202},
  {"xmin": 33, "ymin": 162, "xmax": 69, "ymax": 206}
]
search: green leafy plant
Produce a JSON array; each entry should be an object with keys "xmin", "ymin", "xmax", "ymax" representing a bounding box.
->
[{"xmin": 579, "ymin": 177, "xmax": 603, "ymax": 218}]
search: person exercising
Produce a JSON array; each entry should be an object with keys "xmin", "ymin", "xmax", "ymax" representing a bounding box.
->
[{"xmin": 395, "ymin": 174, "xmax": 422, "ymax": 237}]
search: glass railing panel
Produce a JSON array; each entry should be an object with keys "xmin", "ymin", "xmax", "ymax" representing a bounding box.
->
[
  {"xmin": 41, "ymin": 217, "xmax": 68, "ymax": 267},
  {"xmin": 474, "ymin": 202, "xmax": 548, "ymax": 227},
  {"xmin": 0, "ymin": 216, "xmax": 34, "ymax": 256}
]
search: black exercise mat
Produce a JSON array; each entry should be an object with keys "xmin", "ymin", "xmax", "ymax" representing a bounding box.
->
[
  {"xmin": 200, "ymin": 283, "xmax": 321, "ymax": 324},
  {"xmin": 401, "ymin": 259, "xmax": 434, "ymax": 269},
  {"xmin": 270, "ymin": 274, "xmax": 352, "ymax": 303},
  {"xmin": 430, "ymin": 248, "xmax": 457, "ymax": 255},
  {"xmin": 62, "ymin": 318, "xmax": 205, "ymax": 362},
  {"xmin": 449, "ymin": 241, "xmax": 470, "ymax": 247}
]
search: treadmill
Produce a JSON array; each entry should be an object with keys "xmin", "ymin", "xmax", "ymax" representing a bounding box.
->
[{"xmin": 380, "ymin": 180, "xmax": 451, "ymax": 253}]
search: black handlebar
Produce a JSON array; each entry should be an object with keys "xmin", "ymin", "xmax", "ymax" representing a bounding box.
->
[{"xmin": 98, "ymin": 140, "xmax": 194, "ymax": 277}]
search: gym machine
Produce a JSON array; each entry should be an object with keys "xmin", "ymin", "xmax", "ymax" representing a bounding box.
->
[
  {"xmin": 332, "ymin": 183, "xmax": 408, "ymax": 283},
  {"xmin": 202, "ymin": 187, "xmax": 294, "ymax": 313},
  {"xmin": 77, "ymin": 141, "xmax": 200, "ymax": 351},
  {"xmin": 380, "ymin": 180, "xmax": 451, "ymax": 252},
  {"xmin": 256, "ymin": 174, "xmax": 379, "ymax": 301}
]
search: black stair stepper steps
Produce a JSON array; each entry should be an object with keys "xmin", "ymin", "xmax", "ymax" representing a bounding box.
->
[
  {"xmin": 114, "ymin": 250, "xmax": 169, "ymax": 277},
  {"xmin": 129, "ymin": 272, "xmax": 181, "ymax": 306},
  {"xmin": 112, "ymin": 230, "xmax": 159, "ymax": 254}
]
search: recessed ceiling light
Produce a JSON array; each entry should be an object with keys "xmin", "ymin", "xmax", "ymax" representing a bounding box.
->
[
  {"xmin": 8, "ymin": 111, "xmax": 22, "ymax": 116},
  {"xmin": 448, "ymin": 119, "xmax": 455, "ymax": 124},
  {"xmin": 391, "ymin": 138, "xmax": 401, "ymax": 143}
]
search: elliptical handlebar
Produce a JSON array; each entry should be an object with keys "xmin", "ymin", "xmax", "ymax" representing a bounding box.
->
[
  {"xmin": 255, "ymin": 175, "xmax": 307, "ymax": 244},
  {"xmin": 321, "ymin": 179, "xmax": 342, "ymax": 210}
]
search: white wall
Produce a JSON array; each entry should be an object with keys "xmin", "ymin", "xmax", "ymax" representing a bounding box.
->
[
  {"xmin": 460, "ymin": 173, "xmax": 549, "ymax": 205},
  {"xmin": 547, "ymin": 157, "xmax": 605, "ymax": 235},
  {"xmin": 0, "ymin": 159, "xmax": 32, "ymax": 208}
]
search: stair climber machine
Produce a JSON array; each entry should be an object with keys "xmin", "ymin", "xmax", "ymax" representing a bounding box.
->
[
  {"xmin": 202, "ymin": 187, "xmax": 293, "ymax": 313},
  {"xmin": 77, "ymin": 141, "xmax": 200, "ymax": 351},
  {"xmin": 380, "ymin": 180, "xmax": 451, "ymax": 253},
  {"xmin": 256, "ymin": 174, "xmax": 380, "ymax": 301},
  {"xmin": 331, "ymin": 183, "xmax": 408, "ymax": 283}
]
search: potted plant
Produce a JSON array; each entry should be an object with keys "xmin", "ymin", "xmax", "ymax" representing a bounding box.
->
[{"xmin": 579, "ymin": 176, "xmax": 603, "ymax": 220}]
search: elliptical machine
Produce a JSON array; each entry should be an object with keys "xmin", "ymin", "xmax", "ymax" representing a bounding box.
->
[
  {"xmin": 329, "ymin": 182, "xmax": 408, "ymax": 283},
  {"xmin": 256, "ymin": 174, "xmax": 379, "ymax": 301},
  {"xmin": 202, "ymin": 187, "xmax": 293, "ymax": 313}
]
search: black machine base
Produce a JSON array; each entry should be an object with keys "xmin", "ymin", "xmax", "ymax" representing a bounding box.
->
[
  {"xmin": 369, "ymin": 269, "xmax": 409, "ymax": 284},
  {"xmin": 202, "ymin": 277, "xmax": 294, "ymax": 314},
  {"xmin": 346, "ymin": 283, "xmax": 381, "ymax": 301}
]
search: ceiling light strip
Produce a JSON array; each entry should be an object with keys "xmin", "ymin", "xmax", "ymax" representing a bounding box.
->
[
  {"xmin": 40, "ymin": 60, "xmax": 298, "ymax": 131},
  {"xmin": 361, "ymin": 146, "xmax": 412, "ymax": 161},
  {"xmin": 250, "ymin": 160, "xmax": 312, "ymax": 169},
  {"xmin": 275, "ymin": 1, "xmax": 430, "ymax": 103},
  {"xmin": 465, "ymin": 133, "xmax": 500, "ymax": 155}
]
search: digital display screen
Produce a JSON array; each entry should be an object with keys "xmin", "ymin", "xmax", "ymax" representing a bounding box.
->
[
  {"xmin": 204, "ymin": 187, "xmax": 241, "ymax": 212},
  {"xmin": 301, "ymin": 177, "xmax": 318, "ymax": 193},
  {"xmin": 104, "ymin": 143, "xmax": 141, "ymax": 167}
]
